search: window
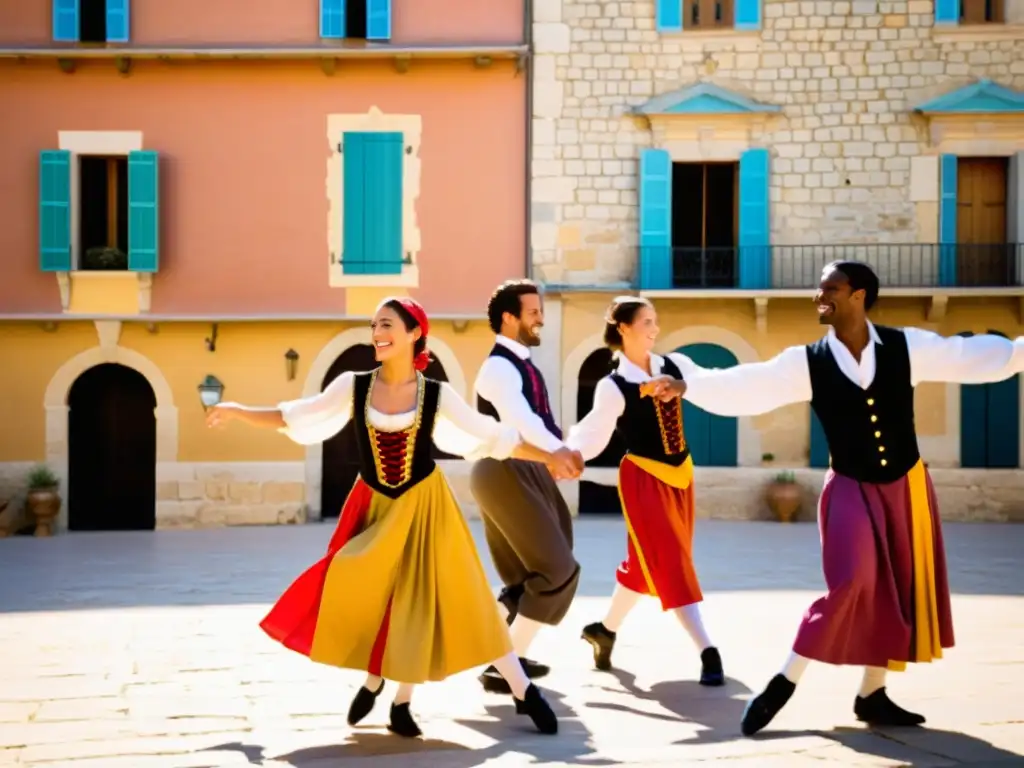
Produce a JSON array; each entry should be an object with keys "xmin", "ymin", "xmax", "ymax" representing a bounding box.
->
[
  {"xmin": 687, "ymin": 0, "xmax": 734, "ymax": 30},
  {"xmin": 960, "ymin": 0, "xmax": 1004, "ymax": 23},
  {"xmin": 670, "ymin": 162, "xmax": 738, "ymax": 287},
  {"xmin": 656, "ymin": 0, "xmax": 760, "ymax": 32},
  {"xmin": 39, "ymin": 149, "xmax": 160, "ymax": 273},
  {"xmin": 341, "ymin": 132, "xmax": 403, "ymax": 276},
  {"xmin": 53, "ymin": 0, "xmax": 130, "ymax": 43},
  {"xmin": 320, "ymin": 0, "xmax": 391, "ymax": 41}
]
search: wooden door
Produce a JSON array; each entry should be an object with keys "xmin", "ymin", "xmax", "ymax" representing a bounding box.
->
[
  {"xmin": 957, "ymin": 158, "xmax": 1010, "ymax": 286},
  {"xmin": 678, "ymin": 343, "xmax": 739, "ymax": 467},
  {"xmin": 68, "ymin": 363, "xmax": 157, "ymax": 531}
]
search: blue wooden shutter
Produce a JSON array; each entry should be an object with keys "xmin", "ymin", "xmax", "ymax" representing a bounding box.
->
[
  {"xmin": 656, "ymin": 0, "xmax": 683, "ymax": 32},
  {"xmin": 363, "ymin": 133, "xmax": 403, "ymax": 274},
  {"xmin": 342, "ymin": 133, "xmax": 367, "ymax": 274},
  {"xmin": 735, "ymin": 0, "xmax": 762, "ymax": 30},
  {"xmin": 738, "ymin": 147, "xmax": 771, "ymax": 289},
  {"xmin": 935, "ymin": 0, "xmax": 959, "ymax": 24},
  {"xmin": 939, "ymin": 154, "xmax": 957, "ymax": 287},
  {"xmin": 320, "ymin": 0, "xmax": 345, "ymax": 38},
  {"xmin": 106, "ymin": 0, "xmax": 129, "ymax": 42},
  {"xmin": 986, "ymin": 375, "xmax": 1020, "ymax": 468},
  {"xmin": 809, "ymin": 409, "xmax": 829, "ymax": 468},
  {"xmin": 128, "ymin": 150, "xmax": 160, "ymax": 272},
  {"xmin": 638, "ymin": 148, "xmax": 672, "ymax": 289},
  {"xmin": 53, "ymin": 0, "xmax": 79, "ymax": 42},
  {"xmin": 366, "ymin": 0, "xmax": 392, "ymax": 40},
  {"xmin": 39, "ymin": 150, "xmax": 72, "ymax": 272},
  {"xmin": 679, "ymin": 343, "xmax": 739, "ymax": 467}
]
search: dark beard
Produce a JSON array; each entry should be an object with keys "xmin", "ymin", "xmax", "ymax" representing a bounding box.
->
[{"xmin": 518, "ymin": 326, "xmax": 541, "ymax": 347}]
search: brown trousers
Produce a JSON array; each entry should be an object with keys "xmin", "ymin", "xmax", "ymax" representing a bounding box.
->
[{"xmin": 469, "ymin": 458, "xmax": 580, "ymax": 626}]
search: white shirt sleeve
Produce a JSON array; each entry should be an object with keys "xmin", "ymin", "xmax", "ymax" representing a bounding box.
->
[
  {"xmin": 682, "ymin": 346, "xmax": 814, "ymax": 416},
  {"xmin": 903, "ymin": 327, "xmax": 1024, "ymax": 386},
  {"xmin": 565, "ymin": 377, "xmax": 626, "ymax": 462},
  {"xmin": 277, "ymin": 371, "xmax": 355, "ymax": 445},
  {"xmin": 434, "ymin": 382, "xmax": 521, "ymax": 461},
  {"xmin": 666, "ymin": 351, "xmax": 703, "ymax": 378},
  {"xmin": 474, "ymin": 356, "xmax": 566, "ymax": 454}
]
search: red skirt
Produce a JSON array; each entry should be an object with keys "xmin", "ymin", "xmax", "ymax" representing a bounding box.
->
[{"xmin": 615, "ymin": 454, "xmax": 703, "ymax": 610}]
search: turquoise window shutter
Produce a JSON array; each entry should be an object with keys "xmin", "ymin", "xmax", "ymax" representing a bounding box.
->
[
  {"xmin": 128, "ymin": 150, "xmax": 160, "ymax": 272},
  {"xmin": 735, "ymin": 0, "xmax": 762, "ymax": 30},
  {"xmin": 809, "ymin": 409, "xmax": 829, "ymax": 468},
  {"xmin": 934, "ymin": 0, "xmax": 959, "ymax": 24},
  {"xmin": 939, "ymin": 154, "xmax": 957, "ymax": 287},
  {"xmin": 638, "ymin": 148, "xmax": 672, "ymax": 290},
  {"xmin": 656, "ymin": 0, "xmax": 683, "ymax": 32},
  {"xmin": 366, "ymin": 0, "xmax": 392, "ymax": 40},
  {"xmin": 342, "ymin": 132, "xmax": 403, "ymax": 275},
  {"xmin": 53, "ymin": 0, "xmax": 79, "ymax": 42},
  {"xmin": 320, "ymin": 0, "xmax": 345, "ymax": 38},
  {"xmin": 39, "ymin": 150, "xmax": 72, "ymax": 272},
  {"xmin": 106, "ymin": 0, "xmax": 129, "ymax": 42},
  {"xmin": 738, "ymin": 147, "xmax": 771, "ymax": 289}
]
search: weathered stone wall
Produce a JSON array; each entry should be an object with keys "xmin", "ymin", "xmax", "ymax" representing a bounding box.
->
[{"xmin": 531, "ymin": 0, "xmax": 1024, "ymax": 285}]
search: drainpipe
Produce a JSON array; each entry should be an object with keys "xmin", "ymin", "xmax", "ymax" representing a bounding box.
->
[{"xmin": 524, "ymin": 0, "xmax": 534, "ymax": 279}]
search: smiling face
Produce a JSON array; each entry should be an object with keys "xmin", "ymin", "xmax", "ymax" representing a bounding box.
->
[
  {"xmin": 507, "ymin": 292, "xmax": 545, "ymax": 348},
  {"xmin": 619, "ymin": 305, "xmax": 659, "ymax": 355},
  {"xmin": 371, "ymin": 305, "xmax": 421, "ymax": 364},
  {"xmin": 815, "ymin": 265, "xmax": 864, "ymax": 327}
]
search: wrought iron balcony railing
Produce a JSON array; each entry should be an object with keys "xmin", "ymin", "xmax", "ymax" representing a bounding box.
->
[{"xmin": 638, "ymin": 243, "xmax": 1024, "ymax": 291}]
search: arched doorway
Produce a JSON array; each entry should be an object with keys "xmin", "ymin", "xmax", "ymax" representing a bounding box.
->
[
  {"xmin": 959, "ymin": 331, "xmax": 1020, "ymax": 469},
  {"xmin": 678, "ymin": 343, "xmax": 739, "ymax": 466},
  {"xmin": 67, "ymin": 363, "xmax": 157, "ymax": 531},
  {"xmin": 576, "ymin": 348, "xmax": 625, "ymax": 515},
  {"xmin": 320, "ymin": 347, "xmax": 455, "ymax": 519}
]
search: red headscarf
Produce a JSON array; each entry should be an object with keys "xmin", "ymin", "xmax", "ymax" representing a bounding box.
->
[{"xmin": 392, "ymin": 297, "xmax": 432, "ymax": 372}]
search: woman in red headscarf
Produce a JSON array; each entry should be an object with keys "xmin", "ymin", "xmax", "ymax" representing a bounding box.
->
[{"xmin": 205, "ymin": 298, "xmax": 560, "ymax": 738}]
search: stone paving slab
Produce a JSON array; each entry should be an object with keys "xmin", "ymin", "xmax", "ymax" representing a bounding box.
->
[{"xmin": 0, "ymin": 520, "xmax": 1022, "ymax": 767}]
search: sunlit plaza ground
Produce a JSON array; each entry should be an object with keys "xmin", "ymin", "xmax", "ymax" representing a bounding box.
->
[{"xmin": 0, "ymin": 518, "xmax": 1022, "ymax": 767}]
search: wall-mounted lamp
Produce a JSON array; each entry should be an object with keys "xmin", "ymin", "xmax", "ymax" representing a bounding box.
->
[
  {"xmin": 285, "ymin": 348, "xmax": 299, "ymax": 381},
  {"xmin": 197, "ymin": 374, "xmax": 225, "ymax": 411}
]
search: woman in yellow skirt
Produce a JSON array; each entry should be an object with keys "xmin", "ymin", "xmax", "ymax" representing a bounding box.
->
[{"xmin": 206, "ymin": 298, "xmax": 564, "ymax": 737}]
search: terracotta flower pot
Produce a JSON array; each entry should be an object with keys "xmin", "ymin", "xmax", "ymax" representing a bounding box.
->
[
  {"xmin": 766, "ymin": 482, "xmax": 802, "ymax": 523},
  {"xmin": 26, "ymin": 488, "xmax": 61, "ymax": 537}
]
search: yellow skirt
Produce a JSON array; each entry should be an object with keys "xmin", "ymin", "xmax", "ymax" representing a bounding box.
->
[{"xmin": 260, "ymin": 468, "xmax": 513, "ymax": 683}]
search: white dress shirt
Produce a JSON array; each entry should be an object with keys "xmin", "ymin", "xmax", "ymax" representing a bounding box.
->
[
  {"xmin": 277, "ymin": 371, "xmax": 520, "ymax": 461},
  {"xmin": 473, "ymin": 335, "xmax": 566, "ymax": 454},
  {"xmin": 683, "ymin": 323, "xmax": 1024, "ymax": 418},
  {"xmin": 566, "ymin": 352, "xmax": 699, "ymax": 462}
]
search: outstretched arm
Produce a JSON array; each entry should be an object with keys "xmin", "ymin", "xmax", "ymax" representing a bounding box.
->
[
  {"xmin": 681, "ymin": 346, "xmax": 814, "ymax": 417},
  {"xmin": 565, "ymin": 378, "xmax": 625, "ymax": 462},
  {"xmin": 904, "ymin": 327, "xmax": 1024, "ymax": 385}
]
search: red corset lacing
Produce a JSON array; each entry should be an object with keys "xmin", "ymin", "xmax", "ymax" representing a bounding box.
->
[
  {"xmin": 374, "ymin": 429, "xmax": 413, "ymax": 486},
  {"xmin": 656, "ymin": 399, "xmax": 686, "ymax": 455}
]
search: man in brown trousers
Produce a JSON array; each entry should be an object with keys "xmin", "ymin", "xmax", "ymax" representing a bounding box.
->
[{"xmin": 472, "ymin": 280, "xmax": 584, "ymax": 693}]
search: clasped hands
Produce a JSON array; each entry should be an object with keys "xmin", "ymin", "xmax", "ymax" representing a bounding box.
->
[
  {"xmin": 639, "ymin": 375, "xmax": 687, "ymax": 402},
  {"xmin": 547, "ymin": 447, "xmax": 585, "ymax": 481}
]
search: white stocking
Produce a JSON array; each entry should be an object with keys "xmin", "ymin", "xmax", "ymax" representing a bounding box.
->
[
  {"xmin": 491, "ymin": 651, "xmax": 530, "ymax": 699},
  {"xmin": 394, "ymin": 683, "xmax": 415, "ymax": 705},
  {"xmin": 859, "ymin": 666, "xmax": 886, "ymax": 697},
  {"xmin": 509, "ymin": 615, "xmax": 543, "ymax": 657},
  {"xmin": 603, "ymin": 584, "xmax": 642, "ymax": 632},
  {"xmin": 781, "ymin": 652, "xmax": 810, "ymax": 685},
  {"xmin": 672, "ymin": 603, "xmax": 713, "ymax": 651}
]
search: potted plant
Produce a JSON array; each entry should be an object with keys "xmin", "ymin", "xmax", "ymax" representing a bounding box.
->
[
  {"xmin": 26, "ymin": 465, "xmax": 61, "ymax": 537},
  {"xmin": 83, "ymin": 246, "xmax": 128, "ymax": 271},
  {"xmin": 765, "ymin": 470, "xmax": 802, "ymax": 523}
]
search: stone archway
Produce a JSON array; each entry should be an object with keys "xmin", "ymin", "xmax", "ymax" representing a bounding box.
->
[
  {"xmin": 560, "ymin": 332, "xmax": 606, "ymax": 435},
  {"xmin": 43, "ymin": 345, "xmax": 178, "ymax": 531},
  {"xmin": 299, "ymin": 327, "xmax": 468, "ymax": 520}
]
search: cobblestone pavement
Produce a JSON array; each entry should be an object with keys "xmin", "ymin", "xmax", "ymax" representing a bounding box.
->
[{"xmin": 0, "ymin": 519, "xmax": 1022, "ymax": 767}]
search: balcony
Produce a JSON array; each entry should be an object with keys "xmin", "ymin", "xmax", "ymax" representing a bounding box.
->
[{"xmin": 637, "ymin": 243, "xmax": 1024, "ymax": 326}]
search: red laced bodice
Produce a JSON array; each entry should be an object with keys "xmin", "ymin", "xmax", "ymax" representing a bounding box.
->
[{"xmin": 370, "ymin": 428, "xmax": 416, "ymax": 488}]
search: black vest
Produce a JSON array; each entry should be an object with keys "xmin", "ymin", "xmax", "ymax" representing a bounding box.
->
[
  {"xmin": 807, "ymin": 325, "xmax": 920, "ymax": 484},
  {"xmin": 608, "ymin": 356, "xmax": 690, "ymax": 467},
  {"xmin": 352, "ymin": 370, "xmax": 440, "ymax": 499},
  {"xmin": 476, "ymin": 343, "xmax": 563, "ymax": 440}
]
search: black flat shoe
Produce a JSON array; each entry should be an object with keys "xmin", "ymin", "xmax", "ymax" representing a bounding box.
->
[
  {"xmin": 699, "ymin": 647, "xmax": 725, "ymax": 686},
  {"xmin": 479, "ymin": 657, "xmax": 551, "ymax": 693},
  {"xmin": 854, "ymin": 687, "xmax": 926, "ymax": 727},
  {"xmin": 387, "ymin": 702, "xmax": 422, "ymax": 738},
  {"xmin": 347, "ymin": 679, "xmax": 384, "ymax": 726},
  {"xmin": 581, "ymin": 622, "xmax": 616, "ymax": 671},
  {"xmin": 740, "ymin": 674, "xmax": 796, "ymax": 736},
  {"xmin": 514, "ymin": 683, "xmax": 558, "ymax": 734}
]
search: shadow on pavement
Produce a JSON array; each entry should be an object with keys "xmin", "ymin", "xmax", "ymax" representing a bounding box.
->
[{"xmin": 585, "ymin": 668, "xmax": 753, "ymax": 745}]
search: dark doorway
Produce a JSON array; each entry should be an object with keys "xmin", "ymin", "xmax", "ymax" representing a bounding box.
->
[
  {"xmin": 68, "ymin": 363, "xmax": 157, "ymax": 531},
  {"xmin": 80, "ymin": 0, "xmax": 108, "ymax": 42},
  {"xmin": 576, "ymin": 348, "xmax": 627, "ymax": 515},
  {"xmin": 79, "ymin": 155, "xmax": 128, "ymax": 268},
  {"xmin": 345, "ymin": 0, "xmax": 368, "ymax": 38},
  {"xmin": 671, "ymin": 162, "xmax": 738, "ymax": 287},
  {"xmin": 320, "ymin": 347, "xmax": 456, "ymax": 519}
]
